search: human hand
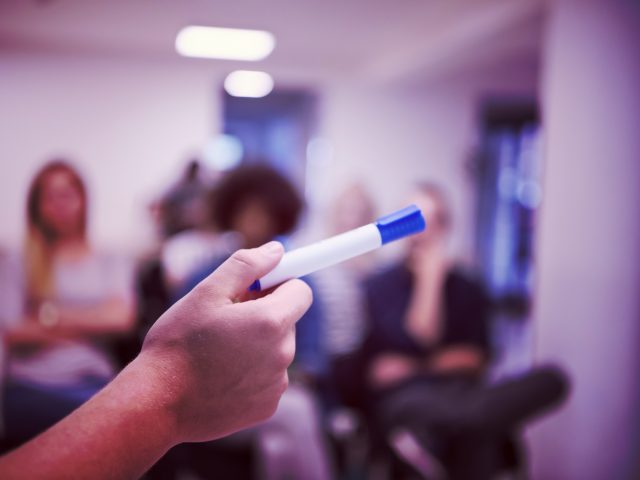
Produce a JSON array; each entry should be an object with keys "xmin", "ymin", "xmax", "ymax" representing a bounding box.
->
[
  {"xmin": 136, "ymin": 241, "xmax": 312, "ymax": 443},
  {"xmin": 408, "ymin": 242, "xmax": 448, "ymax": 280},
  {"xmin": 368, "ymin": 353, "xmax": 419, "ymax": 389}
]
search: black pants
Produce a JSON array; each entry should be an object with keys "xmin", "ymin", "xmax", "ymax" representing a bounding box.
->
[{"xmin": 376, "ymin": 365, "xmax": 569, "ymax": 480}]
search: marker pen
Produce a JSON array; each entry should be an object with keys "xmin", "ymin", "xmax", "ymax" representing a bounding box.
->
[{"xmin": 249, "ymin": 204, "xmax": 426, "ymax": 292}]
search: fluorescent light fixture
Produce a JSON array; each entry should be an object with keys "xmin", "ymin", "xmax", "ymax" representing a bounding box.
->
[
  {"xmin": 224, "ymin": 70, "xmax": 274, "ymax": 98},
  {"xmin": 175, "ymin": 26, "xmax": 275, "ymax": 61}
]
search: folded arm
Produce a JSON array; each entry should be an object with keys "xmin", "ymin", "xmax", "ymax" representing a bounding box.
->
[{"xmin": 5, "ymin": 297, "xmax": 135, "ymax": 346}]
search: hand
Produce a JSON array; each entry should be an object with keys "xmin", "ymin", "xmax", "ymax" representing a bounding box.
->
[
  {"xmin": 405, "ymin": 244, "xmax": 448, "ymax": 346},
  {"xmin": 428, "ymin": 346, "xmax": 485, "ymax": 375},
  {"xmin": 368, "ymin": 353, "xmax": 419, "ymax": 389},
  {"xmin": 408, "ymin": 241, "xmax": 448, "ymax": 280},
  {"xmin": 137, "ymin": 241, "xmax": 312, "ymax": 443},
  {"xmin": 0, "ymin": 242, "xmax": 312, "ymax": 479}
]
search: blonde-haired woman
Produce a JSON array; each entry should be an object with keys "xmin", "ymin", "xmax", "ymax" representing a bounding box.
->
[{"xmin": 1, "ymin": 160, "xmax": 134, "ymax": 447}]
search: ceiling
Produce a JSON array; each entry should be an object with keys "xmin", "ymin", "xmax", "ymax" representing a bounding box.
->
[{"xmin": 0, "ymin": 0, "xmax": 546, "ymax": 85}]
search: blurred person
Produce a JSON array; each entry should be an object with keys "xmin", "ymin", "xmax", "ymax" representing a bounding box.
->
[
  {"xmin": 170, "ymin": 163, "xmax": 333, "ymax": 480},
  {"xmin": 0, "ymin": 161, "xmax": 135, "ymax": 448},
  {"xmin": 180, "ymin": 163, "xmax": 325, "ymax": 379},
  {"xmin": 123, "ymin": 159, "xmax": 230, "ymax": 368},
  {"xmin": 0, "ymin": 242, "xmax": 313, "ymax": 479},
  {"xmin": 313, "ymin": 184, "xmax": 376, "ymax": 408},
  {"xmin": 158, "ymin": 159, "xmax": 236, "ymax": 294},
  {"xmin": 361, "ymin": 183, "xmax": 568, "ymax": 480},
  {"xmin": 160, "ymin": 226, "xmax": 237, "ymax": 295},
  {"xmin": 0, "ymin": 250, "xmax": 22, "ymax": 414},
  {"xmin": 308, "ymin": 184, "xmax": 378, "ymax": 479},
  {"xmin": 156, "ymin": 158, "xmax": 212, "ymax": 238}
]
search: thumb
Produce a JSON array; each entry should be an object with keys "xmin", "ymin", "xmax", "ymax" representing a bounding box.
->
[{"xmin": 200, "ymin": 241, "xmax": 284, "ymax": 303}]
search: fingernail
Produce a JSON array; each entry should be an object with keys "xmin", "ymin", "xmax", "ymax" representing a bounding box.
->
[{"xmin": 263, "ymin": 241, "xmax": 283, "ymax": 254}]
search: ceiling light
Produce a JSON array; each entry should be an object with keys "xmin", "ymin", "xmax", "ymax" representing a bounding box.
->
[
  {"xmin": 175, "ymin": 26, "xmax": 275, "ymax": 61},
  {"xmin": 224, "ymin": 70, "xmax": 274, "ymax": 98}
]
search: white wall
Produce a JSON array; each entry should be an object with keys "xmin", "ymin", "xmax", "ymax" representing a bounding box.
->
[
  {"xmin": 317, "ymin": 58, "xmax": 539, "ymax": 261},
  {"xmin": 1, "ymin": 51, "xmax": 538, "ymax": 260},
  {"xmin": 529, "ymin": 1, "xmax": 640, "ymax": 478},
  {"xmin": 0, "ymin": 54, "xmax": 220, "ymax": 253}
]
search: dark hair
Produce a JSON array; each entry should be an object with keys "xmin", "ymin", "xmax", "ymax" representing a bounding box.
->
[
  {"xmin": 185, "ymin": 159, "xmax": 200, "ymax": 182},
  {"xmin": 212, "ymin": 164, "xmax": 303, "ymax": 235}
]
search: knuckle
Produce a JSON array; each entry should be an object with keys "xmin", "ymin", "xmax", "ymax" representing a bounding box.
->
[
  {"xmin": 264, "ymin": 393, "xmax": 281, "ymax": 419},
  {"xmin": 266, "ymin": 402, "xmax": 278, "ymax": 419},
  {"xmin": 258, "ymin": 374, "xmax": 288, "ymax": 421},
  {"xmin": 276, "ymin": 346, "xmax": 294, "ymax": 370},
  {"xmin": 280, "ymin": 372, "xmax": 289, "ymax": 394},
  {"xmin": 259, "ymin": 309, "xmax": 283, "ymax": 334},
  {"xmin": 256, "ymin": 404, "xmax": 273, "ymax": 423},
  {"xmin": 254, "ymin": 319, "xmax": 281, "ymax": 345},
  {"xmin": 285, "ymin": 346, "xmax": 295, "ymax": 366},
  {"xmin": 230, "ymin": 249, "xmax": 255, "ymax": 270},
  {"xmin": 282, "ymin": 335, "xmax": 296, "ymax": 365}
]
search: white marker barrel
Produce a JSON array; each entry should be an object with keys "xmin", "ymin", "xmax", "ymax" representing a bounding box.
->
[
  {"xmin": 249, "ymin": 204, "xmax": 426, "ymax": 292},
  {"xmin": 255, "ymin": 224, "xmax": 381, "ymax": 291}
]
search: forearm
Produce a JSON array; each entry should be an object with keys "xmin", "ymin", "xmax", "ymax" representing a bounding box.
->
[
  {"xmin": 405, "ymin": 275, "xmax": 442, "ymax": 344},
  {"xmin": 58, "ymin": 299, "xmax": 135, "ymax": 335},
  {"xmin": 0, "ymin": 243, "xmax": 311, "ymax": 477},
  {"xmin": 5, "ymin": 321, "xmax": 64, "ymax": 346},
  {"xmin": 0, "ymin": 356, "xmax": 178, "ymax": 480},
  {"xmin": 7, "ymin": 300, "xmax": 136, "ymax": 346}
]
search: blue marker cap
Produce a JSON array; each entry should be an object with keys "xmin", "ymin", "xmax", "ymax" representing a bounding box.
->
[{"xmin": 375, "ymin": 204, "xmax": 426, "ymax": 245}]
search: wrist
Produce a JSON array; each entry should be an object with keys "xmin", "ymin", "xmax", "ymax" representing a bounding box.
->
[{"xmin": 114, "ymin": 354, "xmax": 184, "ymax": 450}]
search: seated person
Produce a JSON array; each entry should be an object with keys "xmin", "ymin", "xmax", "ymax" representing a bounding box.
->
[
  {"xmin": 312, "ymin": 184, "xmax": 377, "ymax": 409},
  {"xmin": 361, "ymin": 183, "xmax": 568, "ymax": 480},
  {"xmin": 173, "ymin": 163, "xmax": 333, "ymax": 480},
  {"xmin": 0, "ymin": 161, "xmax": 135, "ymax": 448}
]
